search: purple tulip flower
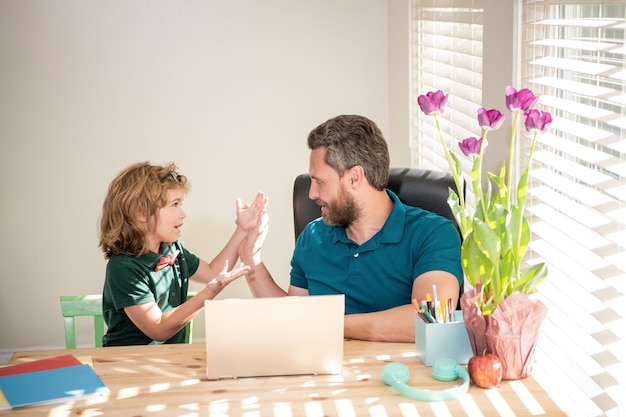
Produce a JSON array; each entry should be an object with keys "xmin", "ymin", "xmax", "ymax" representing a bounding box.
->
[
  {"xmin": 505, "ymin": 86, "xmax": 539, "ymax": 112},
  {"xmin": 524, "ymin": 109, "xmax": 553, "ymax": 133},
  {"xmin": 418, "ymin": 90, "xmax": 448, "ymax": 115},
  {"xmin": 477, "ymin": 107, "xmax": 505, "ymax": 130},
  {"xmin": 458, "ymin": 136, "xmax": 486, "ymax": 157}
]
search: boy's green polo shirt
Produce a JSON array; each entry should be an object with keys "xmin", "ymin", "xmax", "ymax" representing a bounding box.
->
[
  {"xmin": 290, "ymin": 190, "xmax": 463, "ymax": 315},
  {"xmin": 102, "ymin": 242, "xmax": 200, "ymax": 346}
]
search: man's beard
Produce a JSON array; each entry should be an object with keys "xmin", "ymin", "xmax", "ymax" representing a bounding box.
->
[{"xmin": 319, "ymin": 185, "xmax": 360, "ymax": 228}]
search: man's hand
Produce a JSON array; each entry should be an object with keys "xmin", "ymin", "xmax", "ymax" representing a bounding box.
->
[
  {"xmin": 235, "ymin": 192, "xmax": 268, "ymax": 232},
  {"xmin": 239, "ymin": 199, "xmax": 269, "ymax": 266}
]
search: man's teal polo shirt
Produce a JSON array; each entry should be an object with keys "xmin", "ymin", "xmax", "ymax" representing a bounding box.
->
[{"xmin": 290, "ymin": 190, "xmax": 462, "ymax": 315}]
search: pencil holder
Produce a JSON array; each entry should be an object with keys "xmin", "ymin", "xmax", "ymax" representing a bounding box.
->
[{"xmin": 415, "ymin": 310, "xmax": 473, "ymax": 366}]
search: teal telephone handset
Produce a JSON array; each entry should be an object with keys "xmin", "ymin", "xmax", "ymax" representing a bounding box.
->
[{"xmin": 382, "ymin": 358, "xmax": 469, "ymax": 401}]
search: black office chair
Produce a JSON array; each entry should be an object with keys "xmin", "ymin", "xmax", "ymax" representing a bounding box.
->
[{"xmin": 292, "ymin": 167, "xmax": 463, "ymax": 241}]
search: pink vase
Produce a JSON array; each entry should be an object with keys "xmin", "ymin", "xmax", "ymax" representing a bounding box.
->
[{"xmin": 461, "ymin": 290, "xmax": 548, "ymax": 380}]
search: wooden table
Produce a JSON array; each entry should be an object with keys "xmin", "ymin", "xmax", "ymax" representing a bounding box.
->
[{"xmin": 0, "ymin": 340, "xmax": 564, "ymax": 416}]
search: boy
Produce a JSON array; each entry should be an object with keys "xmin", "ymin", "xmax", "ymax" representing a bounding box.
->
[{"xmin": 99, "ymin": 161, "xmax": 267, "ymax": 346}]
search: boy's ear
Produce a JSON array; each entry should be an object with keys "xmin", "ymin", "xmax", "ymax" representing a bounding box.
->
[{"xmin": 136, "ymin": 210, "xmax": 147, "ymax": 223}]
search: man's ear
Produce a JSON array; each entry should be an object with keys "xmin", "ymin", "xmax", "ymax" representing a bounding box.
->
[{"xmin": 348, "ymin": 165, "xmax": 365, "ymax": 187}]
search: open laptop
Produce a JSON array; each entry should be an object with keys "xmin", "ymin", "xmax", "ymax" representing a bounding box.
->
[{"xmin": 204, "ymin": 294, "xmax": 345, "ymax": 380}]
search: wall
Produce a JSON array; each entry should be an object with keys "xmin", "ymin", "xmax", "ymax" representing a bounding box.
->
[{"xmin": 0, "ymin": 0, "xmax": 410, "ymax": 351}]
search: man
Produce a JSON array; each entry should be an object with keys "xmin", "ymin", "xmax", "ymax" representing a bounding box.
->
[{"xmin": 241, "ymin": 115, "xmax": 462, "ymax": 342}]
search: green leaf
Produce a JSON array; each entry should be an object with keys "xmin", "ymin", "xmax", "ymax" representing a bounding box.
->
[
  {"xmin": 472, "ymin": 219, "xmax": 501, "ymax": 265},
  {"xmin": 483, "ymin": 176, "xmax": 493, "ymax": 210},
  {"xmin": 448, "ymin": 189, "xmax": 470, "ymax": 239},
  {"xmin": 498, "ymin": 249, "xmax": 514, "ymax": 296},
  {"xmin": 473, "ymin": 194, "xmax": 487, "ymax": 221},
  {"xmin": 517, "ymin": 166, "xmax": 530, "ymax": 210},
  {"xmin": 461, "ymin": 229, "xmax": 495, "ymax": 288},
  {"xmin": 467, "ymin": 220, "xmax": 502, "ymax": 296},
  {"xmin": 449, "ymin": 151, "xmax": 463, "ymax": 182},
  {"xmin": 487, "ymin": 204, "xmax": 508, "ymax": 244},
  {"xmin": 470, "ymin": 154, "xmax": 484, "ymax": 204},
  {"xmin": 488, "ymin": 163, "xmax": 508, "ymax": 209},
  {"xmin": 507, "ymin": 207, "xmax": 530, "ymax": 267},
  {"xmin": 513, "ymin": 262, "xmax": 548, "ymax": 294}
]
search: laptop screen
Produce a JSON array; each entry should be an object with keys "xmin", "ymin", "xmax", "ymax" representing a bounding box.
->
[{"xmin": 204, "ymin": 294, "xmax": 345, "ymax": 380}]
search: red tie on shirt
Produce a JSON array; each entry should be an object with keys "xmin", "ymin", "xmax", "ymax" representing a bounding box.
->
[{"xmin": 155, "ymin": 249, "xmax": 180, "ymax": 272}]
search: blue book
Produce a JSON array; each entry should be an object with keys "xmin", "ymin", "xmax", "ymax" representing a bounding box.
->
[{"xmin": 0, "ymin": 364, "xmax": 109, "ymax": 409}]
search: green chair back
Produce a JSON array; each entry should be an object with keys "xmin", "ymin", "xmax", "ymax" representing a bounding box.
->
[
  {"xmin": 184, "ymin": 292, "xmax": 196, "ymax": 344},
  {"xmin": 60, "ymin": 295, "xmax": 105, "ymax": 349},
  {"xmin": 60, "ymin": 292, "xmax": 197, "ymax": 348}
]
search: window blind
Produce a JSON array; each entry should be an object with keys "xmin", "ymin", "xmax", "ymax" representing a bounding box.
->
[
  {"xmin": 411, "ymin": 0, "xmax": 484, "ymax": 197},
  {"xmin": 521, "ymin": 2, "xmax": 626, "ymax": 416}
]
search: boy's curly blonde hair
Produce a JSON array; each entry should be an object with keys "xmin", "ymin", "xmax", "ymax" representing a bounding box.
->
[{"xmin": 99, "ymin": 161, "xmax": 189, "ymax": 259}]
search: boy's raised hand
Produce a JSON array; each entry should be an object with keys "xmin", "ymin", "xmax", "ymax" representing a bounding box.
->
[{"xmin": 205, "ymin": 260, "xmax": 251, "ymax": 297}]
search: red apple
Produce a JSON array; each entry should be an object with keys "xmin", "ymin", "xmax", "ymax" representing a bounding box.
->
[{"xmin": 467, "ymin": 353, "xmax": 503, "ymax": 388}]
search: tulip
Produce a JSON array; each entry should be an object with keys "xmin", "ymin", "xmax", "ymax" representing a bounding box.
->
[
  {"xmin": 417, "ymin": 90, "xmax": 448, "ymax": 115},
  {"xmin": 524, "ymin": 109, "xmax": 553, "ymax": 133},
  {"xmin": 459, "ymin": 136, "xmax": 486, "ymax": 157},
  {"xmin": 505, "ymin": 86, "xmax": 539, "ymax": 112},
  {"xmin": 418, "ymin": 86, "xmax": 552, "ymax": 316},
  {"xmin": 477, "ymin": 107, "xmax": 505, "ymax": 131}
]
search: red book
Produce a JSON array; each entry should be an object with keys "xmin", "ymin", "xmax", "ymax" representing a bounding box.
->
[{"xmin": 0, "ymin": 355, "xmax": 82, "ymax": 376}]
